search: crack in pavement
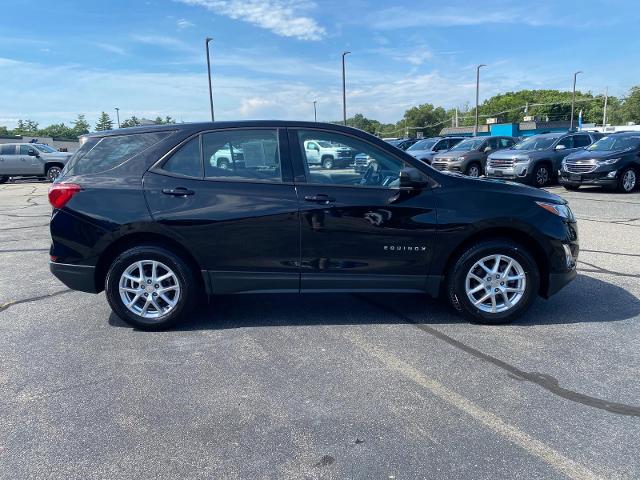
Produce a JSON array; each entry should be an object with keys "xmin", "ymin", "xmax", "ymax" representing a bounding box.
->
[
  {"xmin": 0, "ymin": 289, "xmax": 73, "ymax": 313},
  {"xmin": 578, "ymin": 261, "xmax": 640, "ymax": 279},
  {"xmin": 581, "ymin": 249, "xmax": 640, "ymax": 258},
  {"xmin": 0, "ymin": 223, "xmax": 49, "ymax": 232},
  {"xmin": 0, "ymin": 248, "xmax": 49, "ymax": 253},
  {"xmin": 576, "ymin": 217, "xmax": 640, "ymax": 228},
  {"xmin": 353, "ymin": 294, "xmax": 640, "ymax": 418}
]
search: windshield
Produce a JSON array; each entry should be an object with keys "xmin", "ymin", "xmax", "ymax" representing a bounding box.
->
[
  {"xmin": 587, "ymin": 135, "xmax": 640, "ymax": 152},
  {"xmin": 513, "ymin": 136, "xmax": 557, "ymax": 151},
  {"xmin": 34, "ymin": 144, "xmax": 58, "ymax": 153},
  {"xmin": 449, "ymin": 138, "xmax": 485, "ymax": 151},
  {"xmin": 407, "ymin": 139, "xmax": 436, "ymax": 151},
  {"xmin": 317, "ymin": 141, "xmax": 333, "ymax": 148}
]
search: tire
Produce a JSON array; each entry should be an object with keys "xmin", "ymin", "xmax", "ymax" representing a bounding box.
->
[
  {"xmin": 446, "ymin": 239, "xmax": 540, "ymax": 325},
  {"xmin": 563, "ymin": 185, "xmax": 580, "ymax": 191},
  {"xmin": 217, "ymin": 159, "xmax": 230, "ymax": 170},
  {"xmin": 465, "ymin": 162, "xmax": 482, "ymax": 177},
  {"xmin": 105, "ymin": 245, "xmax": 197, "ymax": 330},
  {"xmin": 617, "ymin": 167, "xmax": 637, "ymax": 193},
  {"xmin": 0, "ymin": 176, "xmax": 8, "ymax": 184},
  {"xmin": 46, "ymin": 165, "xmax": 63, "ymax": 182},
  {"xmin": 531, "ymin": 163, "xmax": 551, "ymax": 188},
  {"xmin": 321, "ymin": 156, "xmax": 334, "ymax": 169}
]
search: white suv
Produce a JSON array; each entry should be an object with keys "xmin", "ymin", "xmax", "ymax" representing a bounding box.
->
[{"xmin": 303, "ymin": 140, "xmax": 353, "ymax": 169}]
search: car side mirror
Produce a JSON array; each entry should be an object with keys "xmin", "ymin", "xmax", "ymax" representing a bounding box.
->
[
  {"xmin": 399, "ymin": 167, "xmax": 428, "ymax": 188},
  {"xmin": 28, "ymin": 150, "xmax": 39, "ymax": 157},
  {"xmin": 483, "ymin": 146, "xmax": 492, "ymax": 153},
  {"xmin": 555, "ymin": 144, "xmax": 566, "ymax": 151}
]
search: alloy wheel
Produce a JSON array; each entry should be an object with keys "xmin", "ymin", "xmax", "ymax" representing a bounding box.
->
[
  {"xmin": 465, "ymin": 254, "xmax": 526, "ymax": 314},
  {"xmin": 118, "ymin": 260, "xmax": 181, "ymax": 319},
  {"xmin": 47, "ymin": 166, "xmax": 62, "ymax": 182},
  {"xmin": 622, "ymin": 169, "xmax": 636, "ymax": 192},
  {"xmin": 467, "ymin": 165, "xmax": 480, "ymax": 177},
  {"xmin": 536, "ymin": 166, "xmax": 549, "ymax": 186}
]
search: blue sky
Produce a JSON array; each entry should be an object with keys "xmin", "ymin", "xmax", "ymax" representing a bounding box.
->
[{"xmin": 1, "ymin": 0, "xmax": 639, "ymax": 128}]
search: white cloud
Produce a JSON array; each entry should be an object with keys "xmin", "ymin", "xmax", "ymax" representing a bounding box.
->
[
  {"xmin": 176, "ymin": 18, "xmax": 195, "ymax": 29},
  {"xmin": 95, "ymin": 43, "xmax": 127, "ymax": 56},
  {"xmin": 176, "ymin": 0, "xmax": 326, "ymax": 40},
  {"xmin": 131, "ymin": 34, "xmax": 193, "ymax": 50},
  {"xmin": 238, "ymin": 97, "xmax": 276, "ymax": 117}
]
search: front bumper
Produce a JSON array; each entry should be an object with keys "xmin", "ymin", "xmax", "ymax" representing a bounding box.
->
[
  {"xmin": 50, "ymin": 261, "xmax": 99, "ymax": 293},
  {"xmin": 558, "ymin": 170, "xmax": 617, "ymax": 187},
  {"xmin": 486, "ymin": 163, "xmax": 530, "ymax": 181},
  {"xmin": 545, "ymin": 268, "xmax": 577, "ymax": 298}
]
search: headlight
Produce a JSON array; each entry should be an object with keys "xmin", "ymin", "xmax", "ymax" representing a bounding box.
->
[
  {"xmin": 598, "ymin": 157, "xmax": 621, "ymax": 165},
  {"xmin": 536, "ymin": 201, "xmax": 574, "ymax": 220},
  {"xmin": 456, "ymin": 156, "xmax": 465, "ymax": 161},
  {"xmin": 514, "ymin": 156, "xmax": 530, "ymax": 163}
]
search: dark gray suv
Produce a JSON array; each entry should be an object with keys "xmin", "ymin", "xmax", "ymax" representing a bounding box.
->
[
  {"xmin": 486, "ymin": 132, "xmax": 602, "ymax": 187},
  {"xmin": 431, "ymin": 136, "xmax": 515, "ymax": 177},
  {"xmin": 406, "ymin": 136, "xmax": 464, "ymax": 164}
]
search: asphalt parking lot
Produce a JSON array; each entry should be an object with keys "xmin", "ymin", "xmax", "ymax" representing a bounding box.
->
[{"xmin": 1, "ymin": 180, "xmax": 639, "ymax": 479}]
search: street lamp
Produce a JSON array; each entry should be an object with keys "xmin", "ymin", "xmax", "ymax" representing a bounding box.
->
[
  {"xmin": 342, "ymin": 51, "xmax": 351, "ymax": 126},
  {"xmin": 474, "ymin": 64, "xmax": 486, "ymax": 136},
  {"xmin": 114, "ymin": 107, "xmax": 120, "ymax": 128},
  {"xmin": 313, "ymin": 100, "xmax": 317, "ymax": 122},
  {"xmin": 570, "ymin": 70, "xmax": 583, "ymax": 131},
  {"xmin": 205, "ymin": 37, "xmax": 215, "ymax": 122}
]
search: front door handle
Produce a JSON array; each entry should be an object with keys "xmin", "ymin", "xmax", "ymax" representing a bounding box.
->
[
  {"xmin": 304, "ymin": 194, "xmax": 335, "ymax": 204},
  {"xmin": 162, "ymin": 187, "xmax": 195, "ymax": 196}
]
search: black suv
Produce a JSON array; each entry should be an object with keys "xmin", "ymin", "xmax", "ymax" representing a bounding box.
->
[
  {"xmin": 559, "ymin": 131, "xmax": 640, "ymax": 193},
  {"xmin": 49, "ymin": 121, "xmax": 578, "ymax": 329}
]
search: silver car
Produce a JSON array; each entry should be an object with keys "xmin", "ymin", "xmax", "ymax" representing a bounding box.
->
[
  {"xmin": 406, "ymin": 137, "xmax": 464, "ymax": 164},
  {"xmin": 0, "ymin": 143, "xmax": 72, "ymax": 183}
]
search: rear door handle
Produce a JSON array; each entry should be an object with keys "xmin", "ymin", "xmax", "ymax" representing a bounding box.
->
[
  {"xmin": 162, "ymin": 187, "xmax": 195, "ymax": 196},
  {"xmin": 304, "ymin": 194, "xmax": 335, "ymax": 204}
]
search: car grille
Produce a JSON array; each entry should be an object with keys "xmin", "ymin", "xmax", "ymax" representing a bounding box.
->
[
  {"xmin": 564, "ymin": 160, "xmax": 597, "ymax": 173},
  {"xmin": 488, "ymin": 159, "xmax": 515, "ymax": 169},
  {"xmin": 431, "ymin": 161, "xmax": 448, "ymax": 171}
]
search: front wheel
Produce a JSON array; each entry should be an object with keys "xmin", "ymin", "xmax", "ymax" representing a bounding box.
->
[
  {"xmin": 105, "ymin": 245, "xmax": 197, "ymax": 330},
  {"xmin": 465, "ymin": 162, "xmax": 482, "ymax": 177},
  {"xmin": 46, "ymin": 165, "xmax": 62, "ymax": 182},
  {"xmin": 618, "ymin": 167, "xmax": 637, "ymax": 193},
  {"xmin": 447, "ymin": 239, "xmax": 540, "ymax": 324},
  {"xmin": 321, "ymin": 157, "xmax": 334, "ymax": 169},
  {"xmin": 531, "ymin": 164, "xmax": 551, "ymax": 188}
]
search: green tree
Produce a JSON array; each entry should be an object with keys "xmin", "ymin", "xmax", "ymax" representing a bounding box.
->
[
  {"xmin": 14, "ymin": 119, "xmax": 39, "ymax": 135},
  {"xmin": 345, "ymin": 113, "xmax": 382, "ymax": 134},
  {"xmin": 621, "ymin": 86, "xmax": 640, "ymax": 124},
  {"xmin": 153, "ymin": 115, "xmax": 176, "ymax": 125},
  {"xmin": 39, "ymin": 123, "xmax": 76, "ymax": 138},
  {"xmin": 0, "ymin": 126, "xmax": 9, "ymax": 136},
  {"xmin": 95, "ymin": 112, "xmax": 114, "ymax": 131},
  {"xmin": 72, "ymin": 114, "xmax": 90, "ymax": 136},
  {"xmin": 120, "ymin": 116, "xmax": 141, "ymax": 128},
  {"xmin": 401, "ymin": 103, "xmax": 448, "ymax": 137}
]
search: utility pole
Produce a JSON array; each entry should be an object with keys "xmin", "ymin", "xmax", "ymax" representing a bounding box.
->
[
  {"xmin": 313, "ymin": 100, "xmax": 317, "ymax": 122},
  {"xmin": 205, "ymin": 37, "xmax": 215, "ymax": 122},
  {"xmin": 570, "ymin": 70, "xmax": 582, "ymax": 131},
  {"xmin": 603, "ymin": 87, "xmax": 609, "ymax": 127},
  {"xmin": 342, "ymin": 51, "xmax": 351, "ymax": 125},
  {"xmin": 455, "ymin": 108, "xmax": 459, "ymax": 127},
  {"xmin": 474, "ymin": 64, "xmax": 486, "ymax": 136},
  {"xmin": 114, "ymin": 108, "xmax": 120, "ymax": 128}
]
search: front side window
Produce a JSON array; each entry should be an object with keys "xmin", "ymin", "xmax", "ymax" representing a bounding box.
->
[
  {"xmin": 203, "ymin": 129, "xmax": 281, "ymax": 183},
  {"xmin": 162, "ymin": 137, "xmax": 202, "ymax": 178},
  {"xmin": 19, "ymin": 145, "xmax": 36, "ymax": 155},
  {"xmin": 35, "ymin": 144, "xmax": 57, "ymax": 153},
  {"xmin": 297, "ymin": 130, "xmax": 413, "ymax": 188},
  {"xmin": 573, "ymin": 135, "xmax": 592, "ymax": 148},
  {"xmin": 556, "ymin": 136, "xmax": 574, "ymax": 149}
]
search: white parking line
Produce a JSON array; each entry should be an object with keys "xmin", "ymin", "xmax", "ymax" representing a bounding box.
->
[{"xmin": 343, "ymin": 331, "xmax": 601, "ymax": 480}]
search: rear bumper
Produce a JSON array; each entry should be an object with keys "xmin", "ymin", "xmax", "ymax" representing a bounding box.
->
[{"xmin": 50, "ymin": 261, "xmax": 99, "ymax": 293}]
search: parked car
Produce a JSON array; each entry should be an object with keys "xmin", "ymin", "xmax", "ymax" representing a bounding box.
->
[
  {"xmin": 431, "ymin": 136, "xmax": 516, "ymax": 177},
  {"xmin": 389, "ymin": 138, "xmax": 420, "ymax": 150},
  {"xmin": 559, "ymin": 132, "xmax": 640, "ymax": 193},
  {"xmin": 304, "ymin": 139, "xmax": 353, "ymax": 169},
  {"xmin": 406, "ymin": 136, "xmax": 464, "ymax": 164},
  {"xmin": 49, "ymin": 121, "xmax": 578, "ymax": 330},
  {"xmin": 485, "ymin": 132, "xmax": 601, "ymax": 187},
  {"xmin": 0, "ymin": 143, "xmax": 72, "ymax": 183},
  {"xmin": 209, "ymin": 143, "xmax": 245, "ymax": 169}
]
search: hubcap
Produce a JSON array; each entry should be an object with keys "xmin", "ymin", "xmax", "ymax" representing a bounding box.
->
[
  {"xmin": 465, "ymin": 254, "xmax": 526, "ymax": 314},
  {"xmin": 623, "ymin": 170, "xmax": 636, "ymax": 191},
  {"xmin": 48, "ymin": 167, "xmax": 61, "ymax": 181},
  {"xmin": 468, "ymin": 165, "xmax": 480, "ymax": 177},
  {"xmin": 536, "ymin": 167, "xmax": 549, "ymax": 186},
  {"xmin": 119, "ymin": 260, "xmax": 180, "ymax": 319}
]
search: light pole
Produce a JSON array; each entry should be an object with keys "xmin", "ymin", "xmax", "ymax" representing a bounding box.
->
[
  {"xmin": 474, "ymin": 64, "xmax": 486, "ymax": 136},
  {"xmin": 114, "ymin": 107, "xmax": 120, "ymax": 128},
  {"xmin": 570, "ymin": 70, "xmax": 582, "ymax": 131},
  {"xmin": 205, "ymin": 37, "xmax": 215, "ymax": 122},
  {"xmin": 342, "ymin": 51, "xmax": 351, "ymax": 125},
  {"xmin": 603, "ymin": 86, "xmax": 609, "ymax": 127}
]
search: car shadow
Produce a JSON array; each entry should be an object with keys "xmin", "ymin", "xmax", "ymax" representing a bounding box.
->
[{"xmin": 108, "ymin": 273, "xmax": 640, "ymax": 331}]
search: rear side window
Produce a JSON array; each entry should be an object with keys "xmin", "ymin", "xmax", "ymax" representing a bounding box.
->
[
  {"xmin": 162, "ymin": 137, "xmax": 202, "ymax": 178},
  {"xmin": 0, "ymin": 145, "xmax": 15, "ymax": 155},
  {"xmin": 65, "ymin": 132, "xmax": 171, "ymax": 175}
]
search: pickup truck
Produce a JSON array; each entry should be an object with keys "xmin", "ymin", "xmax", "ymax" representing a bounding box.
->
[
  {"xmin": 304, "ymin": 140, "xmax": 353, "ymax": 169},
  {"xmin": 0, "ymin": 143, "xmax": 72, "ymax": 183}
]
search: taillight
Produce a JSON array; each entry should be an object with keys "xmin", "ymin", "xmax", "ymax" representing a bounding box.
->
[{"xmin": 48, "ymin": 183, "xmax": 81, "ymax": 209}]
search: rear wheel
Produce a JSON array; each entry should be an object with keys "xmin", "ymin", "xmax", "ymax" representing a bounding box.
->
[
  {"xmin": 618, "ymin": 167, "xmax": 637, "ymax": 193},
  {"xmin": 46, "ymin": 165, "xmax": 62, "ymax": 182},
  {"xmin": 105, "ymin": 245, "xmax": 197, "ymax": 330},
  {"xmin": 447, "ymin": 239, "xmax": 539, "ymax": 324},
  {"xmin": 465, "ymin": 162, "xmax": 482, "ymax": 177},
  {"xmin": 531, "ymin": 163, "xmax": 551, "ymax": 188}
]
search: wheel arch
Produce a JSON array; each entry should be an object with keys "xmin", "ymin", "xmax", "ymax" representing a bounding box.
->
[
  {"xmin": 441, "ymin": 227, "xmax": 550, "ymax": 297},
  {"xmin": 94, "ymin": 231, "xmax": 206, "ymax": 294},
  {"xmin": 44, "ymin": 161, "xmax": 65, "ymax": 171}
]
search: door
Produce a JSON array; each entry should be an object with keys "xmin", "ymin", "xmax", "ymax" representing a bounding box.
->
[
  {"xmin": 144, "ymin": 128, "xmax": 301, "ymax": 294},
  {"xmin": 290, "ymin": 128, "xmax": 438, "ymax": 292},
  {"xmin": 0, "ymin": 145, "xmax": 19, "ymax": 175},
  {"xmin": 18, "ymin": 145, "xmax": 43, "ymax": 175},
  {"xmin": 304, "ymin": 141, "xmax": 321, "ymax": 166}
]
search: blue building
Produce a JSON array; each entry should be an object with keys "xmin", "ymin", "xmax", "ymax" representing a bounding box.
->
[{"xmin": 440, "ymin": 119, "xmax": 572, "ymax": 138}]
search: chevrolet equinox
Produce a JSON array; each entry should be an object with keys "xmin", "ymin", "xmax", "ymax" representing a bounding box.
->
[{"xmin": 49, "ymin": 121, "xmax": 578, "ymax": 329}]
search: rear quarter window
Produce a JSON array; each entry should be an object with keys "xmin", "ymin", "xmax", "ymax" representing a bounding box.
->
[{"xmin": 65, "ymin": 131, "xmax": 171, "ymax": 175}]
